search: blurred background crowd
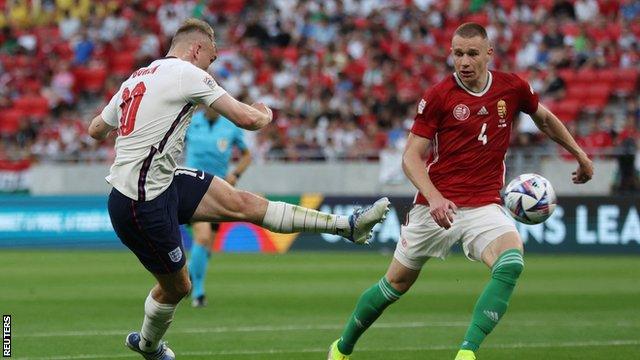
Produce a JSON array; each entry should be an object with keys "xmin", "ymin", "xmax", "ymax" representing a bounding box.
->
[{"xmin": 0, "ymin": 0, "xmax": 638, "ymax": 169}]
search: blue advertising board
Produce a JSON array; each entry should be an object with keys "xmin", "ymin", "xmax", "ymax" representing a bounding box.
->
[
  {"xmin": 0, "ymin": 195, "xmax": 120, "ymax": 248},
  {"xmin": 0, "ymin": 195, "xmax": 638, "ymax": 253}
]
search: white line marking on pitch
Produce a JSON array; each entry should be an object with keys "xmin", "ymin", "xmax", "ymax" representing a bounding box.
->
[
  {"xmin": 13, "ymin": 339, "xmax": 640, "ymax": 360},
  {"xmin": 19, "ymin": 320, "xmax": 638, "ymax": 338}
]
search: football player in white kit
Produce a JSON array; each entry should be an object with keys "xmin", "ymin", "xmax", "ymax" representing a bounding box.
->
[{"xmin": 88, "ymin": 19, "xmax": 390, "ymax": 360}]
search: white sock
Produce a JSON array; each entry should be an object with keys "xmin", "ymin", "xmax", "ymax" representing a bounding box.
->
[
  {"xmin": 140, "ymin": 292, "xmax": 177, "ymax": 352},
  {"xmin": 261, "ymin": 201, "xmax": 350, "ymax": 235}
]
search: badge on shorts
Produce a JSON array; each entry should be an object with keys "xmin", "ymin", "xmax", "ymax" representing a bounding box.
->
[{"xmin": 168, "ymin": 247, "xmax": 183, "ymax": 263}]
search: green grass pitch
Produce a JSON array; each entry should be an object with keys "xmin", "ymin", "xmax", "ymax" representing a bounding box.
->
[{"xmin": 1, "ymin": 250, "xmax": 638, "ymax": 359}]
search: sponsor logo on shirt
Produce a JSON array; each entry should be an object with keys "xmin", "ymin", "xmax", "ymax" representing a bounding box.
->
[
  {"xmin": 453, "ymin": 104, "xmax": 470, "ymax": 121},
  {"xmin": 477, "ymin": 106, "xmax": 489, "ymax": 115}
]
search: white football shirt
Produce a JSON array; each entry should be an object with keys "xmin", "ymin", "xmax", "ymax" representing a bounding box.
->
[{"xmin": 101, "ymin": 57, "xmax": 227, "ymax": 201}]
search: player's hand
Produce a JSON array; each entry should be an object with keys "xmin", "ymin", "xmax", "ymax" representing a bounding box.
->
[
  {"xmin": 225, "ymin": 173, "xmax": 238, "ymax": 186},
  {"xmin": 427, "ymin": 195, "xmax": 458, "ymax": 229},
  {"xmin": 573, "ymin": 157, "xmax": 594, "ymax": 184},
  {"xmin": 251, "ymin": 103, "xmax": 273, "ymax": 123}
]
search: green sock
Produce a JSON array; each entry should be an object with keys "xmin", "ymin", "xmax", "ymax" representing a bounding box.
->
[
  {"xmin": 337, "ymin": 277, "xmax": 403, "ymax": 355},
  {"xmin": 461, "ymin": 249, "xmax": 524, "ymax": 352}
]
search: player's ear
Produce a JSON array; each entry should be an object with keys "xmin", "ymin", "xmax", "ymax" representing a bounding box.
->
[
  {"xmin": 487, "ymin": 46, "xmax": 494, "ymax": 56},
  {"xmin": 193, "ymin": 43, "xmax": 202, "ymax": 60}
]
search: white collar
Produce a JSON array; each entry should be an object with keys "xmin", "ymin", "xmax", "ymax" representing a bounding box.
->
[{"xmin": 453, "ymin": 71, "xmax": 493, "ymax": 97}]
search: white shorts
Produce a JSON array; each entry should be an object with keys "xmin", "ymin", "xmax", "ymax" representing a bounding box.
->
[{"xmin": 394, "ymin": 203, "xmax": 517, "ymax": 270}]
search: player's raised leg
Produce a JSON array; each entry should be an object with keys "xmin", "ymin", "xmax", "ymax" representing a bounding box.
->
[
  {"xmin": 188, "ymin": 222, "xmax": 214, "ymax": 307},
  {"xmin": 456, "ymin": 232, "xmax": 524, "ymax": 360},
  {"xmin": 328, "ymin": 258, "xmax": 421, "ymax": 359},
  {"xmin": 191, "ymin": 177, "xmax": 390, "ymax": 244}
]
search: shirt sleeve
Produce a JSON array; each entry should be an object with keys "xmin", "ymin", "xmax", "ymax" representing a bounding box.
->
[
  {"xmin": 410, "ymin": 88, "xmax": 443, "ymax": 140},
  {"xmin": 100, "ymin": 92, "xmax": 120, "ymax": 127},
  {"xmin": 516, "ymin": 75, "xmax": 540, "ymax": 115},
  {"xmin": 179, "ymin": 64, "xmax": 227, "ymax": 106}
]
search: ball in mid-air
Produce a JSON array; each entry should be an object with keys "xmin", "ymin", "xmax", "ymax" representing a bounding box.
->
[{"xmin": 504, "ymin": 173, "xmax": 557, "ymax": 225}]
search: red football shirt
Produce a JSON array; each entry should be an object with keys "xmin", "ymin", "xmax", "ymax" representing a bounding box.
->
[{"xmin": 411, "ymin": 70, "xmax": 539, "ymax": 207}]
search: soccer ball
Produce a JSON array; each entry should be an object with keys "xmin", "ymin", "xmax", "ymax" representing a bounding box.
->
[{"xmin": 504, "ymin": 173, "xmax": 557, "ymax": 225}]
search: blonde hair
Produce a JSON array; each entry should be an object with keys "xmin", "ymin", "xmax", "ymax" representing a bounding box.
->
[
  {"xmin": 170, "ymin": 18, "xmax": 215, "ymax": 48},
  {"xmin": 454, "ymin": 22, "xmax": 488, "ymax": 39}
]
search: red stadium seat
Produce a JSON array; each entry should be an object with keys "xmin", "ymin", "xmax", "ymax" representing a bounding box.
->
[
  {"xmin": 83, "ymin": 66, "xmax": 108, "ymax": 93},
  {"xmin": 74, "ymin": 66, "xmax": 108, "ymax": 93},
  {"xmin": 0, "ymin": 108, "xmax": 25, "ymax": 134},
  {"xmin": 465, "ymin": 13, "xmax": 489, "ymax": 27},
  {"xmin": 34, "ymin": 26, "xmax": 61, "ymax": 44},
  {"xmin": 555, "ymin": 99, "xmax": 581, "ymax": 122},
  {"xmin": 497, "ymin": 0, "xmax": 516, "ymax": 12},
  {"xmin": 566, "ymin": 85, "xmax": 589, "ymax": 99},
  {"xmin": 54, "ymin": 42, "xmax": 74, "ymax": 61},
  {"xmin": 22, "ymin": 79, "xmax": 43, "ymax": 93},
  {"xmin": 607, "ymin": 23, "xmax": 622, "ymax": 41},
  {"xmin": 583, "ymin": 85, "xmax": 611, "ymax": 112},
  {"xmin": 574, "ymin": 68, "xmax": 598, "ymax": 84},
  {"xmin": 557, "ymin": 68, "xmax": 577, "ymax": 83},
  {"xmin": 122, "ymin": 36, "xmax": 142, "ymax": 53},
  {"xmin": 12, "ymin": 95, "xmax": 50, "ymax": 118},
  {"xmin": 223, "ymin": 0, "xmax": 246, "ymax": 14},
  {"xmin": 597, "ymin": 69, "xmax": 617, "ymax": 86},
  {"xmin": 110, "ymin": 52, "xmax": 136, "ymax": 77},
  {"xmin": 614, "ymin": 68, "xmax": 638, "ymax": 96},
  {"xmin": 561, "ymin": 22, "xmax": 580, "ymax": 37}
]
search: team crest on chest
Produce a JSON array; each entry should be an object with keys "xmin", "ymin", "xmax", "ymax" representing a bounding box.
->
[
  {"xmin": 497, "ymin": 99, "xmax": 507, "ymax": 119},
  {"xmin": 453, "ymin": 104, "xmax": 470, "ymax": 121},
  {"xmin": 217, "ymin": 139, "xmax": 229, "ymax": 152}
]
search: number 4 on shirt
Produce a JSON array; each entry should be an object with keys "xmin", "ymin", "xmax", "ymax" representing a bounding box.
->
[
  {"xmin": 478, "ymin": 122, "xmax": 488, "ymax": 145},
  {"xmin": 119, "ymin": 82, "xmax": 146, "ymax": 136}
]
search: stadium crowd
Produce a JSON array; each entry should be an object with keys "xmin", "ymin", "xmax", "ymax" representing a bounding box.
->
[{"xmin": 0, "ymin": 0, "xmax": 638, "ymax": 164}]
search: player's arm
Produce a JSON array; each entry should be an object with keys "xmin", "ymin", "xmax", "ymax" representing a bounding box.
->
[
  {"xmin": 210, "ymin": 94, "xmax": 272, "ymax": 131},
  {"xmin": 181, "ymin": 66, "xmax": 272, "ymax": 131},
  {"xmin": 530, "ymin": 104, "xmax": 594, "ymax": 184},
  {"xmin": 226, "ymin": 148, "xmax": 251, "ymax": 186},
  {"xmin": 88, "ymin": 115, "xmax": 117, "ymax": 141},
  {"xmin": 403, "ymin": 132, "xmax": 457, "ymax": 229}
]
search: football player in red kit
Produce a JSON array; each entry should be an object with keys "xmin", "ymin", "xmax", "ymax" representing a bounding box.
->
[{"xmin": 327, "ymin": 23, "xmax": 593, "ymax": 360}]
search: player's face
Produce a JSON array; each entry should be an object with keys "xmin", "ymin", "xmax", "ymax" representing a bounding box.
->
[{"xmin": 451, "ymin": 35, "xmax": 493, "ymax": 87}]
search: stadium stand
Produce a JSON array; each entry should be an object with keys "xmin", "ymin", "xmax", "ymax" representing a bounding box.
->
[{"xmin": 0, "ymin": 0, "xmax": 637, "ymax": 163}]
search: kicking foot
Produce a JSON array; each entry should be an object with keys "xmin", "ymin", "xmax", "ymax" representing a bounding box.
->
[
  {"xmin": 327, "ymin": 339, "xmax": 350, "ymax": 360},
  {"xmin": 455, "ymin": 349, "xmax": 476, "ymax": 360},
  {"xmin": 125, "ymin": 332, "xmax": 175, "ymax": 360},
  {"xmin": 345, "ymin": 197, "xmax": 391, "ymax": 244}
]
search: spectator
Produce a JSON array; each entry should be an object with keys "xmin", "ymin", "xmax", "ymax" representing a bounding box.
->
[
  {"xmin": 612, "ymin": 136, "xmax": 639, "ymax": 194},
  {"xmin": 73, "ymin": 29, "xmax": 94, "ymax": 65},
  {"xmin": 45, "ymin": 61, "xmax": 75, "ymax": 110},
  {"xmin": 542, "ymin": 67, "xmax": 566, "ymax": 101},
  {"xmin": 575, "ymin": 0, "xmax": 599, "ymax": 23},
  {"xmin": 551, "ymin": 0, "xmax": 575, "ymax": 20},
  {"xmin": 59, "ymin": 9, "xmax": 80, "ymax": 40},
  {"xmin": 0, "ymin": 1, "xmax": 637, "ymax": 163},
  {"xmin": 100, "ymin": 7, "xmax": 129, "ymax": 42}
]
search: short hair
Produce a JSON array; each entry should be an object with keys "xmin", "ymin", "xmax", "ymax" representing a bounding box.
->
[
  {"xmin": 454, "ymin": 22, "xmax": 488, "ymax": 39},
  {"xmin": 171, "ymin": 18, "xmax": 215, "ymax": 48}
]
